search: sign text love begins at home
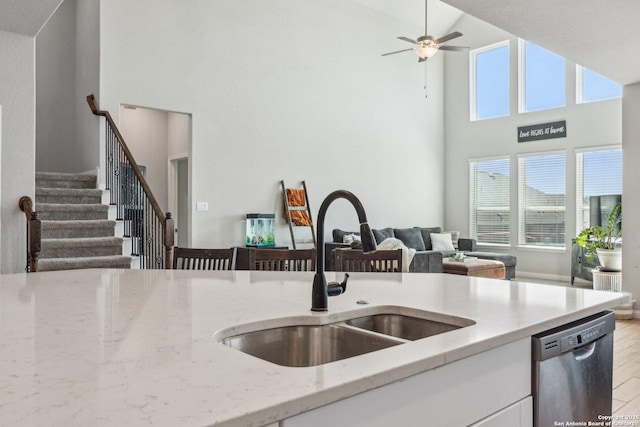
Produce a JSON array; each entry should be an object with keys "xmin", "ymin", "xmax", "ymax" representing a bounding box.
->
[{"xmin": 517, "ymin": 120, "xmax": 566, "ymax": 143}]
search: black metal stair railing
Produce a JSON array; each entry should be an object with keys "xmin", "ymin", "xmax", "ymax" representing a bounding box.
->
[{"xmin": 87, "ymin": 94, "xmax": 174, "ymax": 268}]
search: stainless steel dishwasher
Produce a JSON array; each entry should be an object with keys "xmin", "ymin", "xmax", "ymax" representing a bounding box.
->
[{"xmin": 532, "ymin": 310, "xmax": 615, "ymax": 427}]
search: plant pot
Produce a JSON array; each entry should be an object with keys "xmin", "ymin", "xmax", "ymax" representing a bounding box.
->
[{"xmin": 596, "ymin": 248, "xmax": 622, "ymax": 272}]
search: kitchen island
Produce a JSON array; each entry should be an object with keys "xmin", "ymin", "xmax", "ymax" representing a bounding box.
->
[{"xmin": 0, "ymin": 269, "xmax": 625, "ymax": 426}]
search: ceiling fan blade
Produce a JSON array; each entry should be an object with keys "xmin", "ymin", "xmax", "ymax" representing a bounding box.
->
[
  {"xmin": 397, "ymin": 36, "xmax": 417, "ymax": 44},
  {"xmin": 382, "ymin": 48, "xmax": 415, "ymax": 57},
  {"xmin": 434, "ymin": 31, "xmax": 462, "ymax": 45},
  {"xmin": 439, "ymin": 45, "xmax": 469, "ymax": 52}
]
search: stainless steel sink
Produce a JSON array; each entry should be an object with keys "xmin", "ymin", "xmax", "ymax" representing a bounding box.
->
[
  {"xmin": 220, "ymin": 324, "xmax": 403, "ymax": 367},
  {"xmin": 344, "ymin": 313, "xmax": 464, "ymax": 341},
  {"xmin": 217, "ymin": 307, "xmax": 476, "ymax": 367}
]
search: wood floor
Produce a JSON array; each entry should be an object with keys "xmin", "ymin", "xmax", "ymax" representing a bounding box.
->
[{"xmin": 613, "ymin": 319, "xmax": 640, "ymax": 416}]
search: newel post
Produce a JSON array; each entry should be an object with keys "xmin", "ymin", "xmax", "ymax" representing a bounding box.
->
[
  {"xmin": 19, "ymin": 196, "xmax": 41, "ymax": 272},
  {"xmin": 29, "ymin": 212, "xmax": 42, "ymax": 272},
  {"xmin": 164, "ymin": 213, "xmax": 175, "ymax": 269}
]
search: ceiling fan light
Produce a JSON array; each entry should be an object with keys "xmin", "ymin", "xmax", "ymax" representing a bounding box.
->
[{"xmin": 416, "ymin": 45, "xmax": 438, "ymax": 59}]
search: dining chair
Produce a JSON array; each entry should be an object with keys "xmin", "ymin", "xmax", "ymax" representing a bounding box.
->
[
  {"xmin": 249, "ymin": 248, "xmax": 316, "ymax": 271},
  {"xmin": 172, "ymin": 247, "xmax": 237, "ymax": 270},
  {"xmin": 334, "ymin": 248, "xmax": 403, "ymax": 273}
]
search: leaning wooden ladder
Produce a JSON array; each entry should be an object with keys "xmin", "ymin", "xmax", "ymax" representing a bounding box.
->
[{"xmin": 281, "ymin": 180, "xmax": 317, "ymax": 249}]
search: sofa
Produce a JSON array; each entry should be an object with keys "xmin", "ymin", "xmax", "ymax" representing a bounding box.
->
[{"xmin": 327, "ymin": 226, "xmax": 517, "ymax": 280}]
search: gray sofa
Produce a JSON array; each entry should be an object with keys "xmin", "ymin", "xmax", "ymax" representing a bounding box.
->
[{"xmin": 327, "ymin": 226, "xmax": 517, "ymax": 280}]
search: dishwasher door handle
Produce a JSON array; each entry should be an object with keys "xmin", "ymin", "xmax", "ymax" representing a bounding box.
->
[{"xmin": 572, "ymin": 341, "xmax": 596, "ymax": 361}]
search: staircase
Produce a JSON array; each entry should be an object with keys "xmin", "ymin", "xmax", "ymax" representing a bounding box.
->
[{"xmin": 35, "ymin": 172, "xmax": 132, "ymax": 271}]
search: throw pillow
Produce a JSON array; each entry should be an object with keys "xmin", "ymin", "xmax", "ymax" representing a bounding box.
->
[
  {"xmin": 373, "ymin": 227, "xmax": 394, "ymax": 244},
  {"xmin": 430, "ymin": 233, "xmax": 455, "ymax": 251},
  {"xmin": 419, "ymin": 227, "xmax": 442, "ymax": 250},
  {"xmin": 343, "ymin": 233, "xmax": 361, "ymax": 245},
  {"xmin": 393, "ymin": 227, "xmax": 426, "ymax": 251},
  {"xmin": 333, "ymin": 229, "xmax": 359, "ymax": 243}
]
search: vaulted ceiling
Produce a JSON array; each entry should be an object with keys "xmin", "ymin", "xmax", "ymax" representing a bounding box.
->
[
  {"xmin": 351, "ymin": 0, "xmax": 464, "ymax": 40},
  {"xmin": 443, "ymin": 0, "xmax": 640, "ymax": 85},
  {"xmin": 3, "ymin": 0, "xmax": 639, "ymax": 85},
  {"xmin": 0, "ymin": 0, "xmax": 62, "ymax": 36},
  {"xmin": 356, "ymin": 0, "xmax": 640, "ymax": 86}
]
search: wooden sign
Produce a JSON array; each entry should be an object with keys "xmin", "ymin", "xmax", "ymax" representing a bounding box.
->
[{"xmin": 518, "ymin": 120, "xmax": 566, "ymax": 143}]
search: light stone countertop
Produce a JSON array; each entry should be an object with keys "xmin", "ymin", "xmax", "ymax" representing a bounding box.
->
[{"xmin": 0, "ymin": 269, "xmax": 625, "ymax": 426}]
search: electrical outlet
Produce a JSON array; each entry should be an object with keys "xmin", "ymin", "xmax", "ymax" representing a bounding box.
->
[{"xmin": 196, "ymin": 202, "xmax": 209, "ymax": 211}]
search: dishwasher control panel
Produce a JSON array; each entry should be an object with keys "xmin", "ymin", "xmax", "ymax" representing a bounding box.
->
[
  {"xmin": 561, "ymin": 321, "xmax": 606, "ymax": 352},
  {"xmin": 532, "ymin": 311, "xmax": 615, "ymax": 361}
]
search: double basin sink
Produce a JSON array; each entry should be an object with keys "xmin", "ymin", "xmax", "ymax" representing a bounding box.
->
[{"xmin": 216, "ymin": 307, "xmax": 475, "ymax": 367}]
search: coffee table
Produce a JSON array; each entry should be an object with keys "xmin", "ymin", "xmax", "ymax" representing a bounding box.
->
[{"xmin": 443, "ymin": 257, "xmax": 506, "ymax": 279}]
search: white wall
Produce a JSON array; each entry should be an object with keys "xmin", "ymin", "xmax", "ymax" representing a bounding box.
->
[
  {"xmin": 622, "ymin": 83, "xmax": 640, "ymax": 314},
  {"xmin": 0, "ymin": 105, "xmax": 2, "ymax": 266},
  {"xmin": 444, "ymin": 14, "xmax": 622, "ymax": 281},
  {"xmin": 167, "ymin": 112, "xmax": 190, "ymax": 159},
  {"xmin": 74, "ymin": 0, "xmax": 100, "ymax": 171},
  {"xmin": 36, "ymin": 0, "xmax": 75, "ymax": 172},
  {"xmin": 120, "ymin": 107, "xmax": 170, "ymax": 212},
  {"xmin": 99, "ymin": 0, "xmax": 445, "ymax": 248},
  {"xmin": 36, "ymin": 0, "xmax": 100, "ymax": 174},
  {"xmin": 0, "ymin": 30, "xmax": 36, "ymax": 273}
]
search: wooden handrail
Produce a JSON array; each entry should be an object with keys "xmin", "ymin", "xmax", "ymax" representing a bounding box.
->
[
  {"xmin": 19, "ymin": 195, "xmax": 34, "ymax": 217},
  {"xmin": 19, "ymin": 196, "xmax": 41, "ymax": 272},
  {"xmin": 87, "ymin": 94, "xmax": 174, "ymax": 268},
  {"xmin": 87, "ymin": 94, "xmax": 167, "ymax": 223}
]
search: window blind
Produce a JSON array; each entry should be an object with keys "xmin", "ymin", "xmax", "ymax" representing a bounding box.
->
[
  {"xmin": 469, "ymin": 158, "xmax": 510, "ymax": 244},
  {"xmin": 518, "ymin": 152, "xmax": 566, "ymax": 247},
  {"xmin": 575, "ymin": 148, "xmax": 622, "ymax": 235}
]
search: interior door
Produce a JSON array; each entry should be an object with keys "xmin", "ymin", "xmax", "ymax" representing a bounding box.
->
[{"xmin": 176, "ymin": 158, "xmax": 188, "ymax": 247}]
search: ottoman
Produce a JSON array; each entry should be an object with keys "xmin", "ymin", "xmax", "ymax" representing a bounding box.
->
[{"xmin": 443, "ymin": 257, "xmax": 506, "ymax": 279}]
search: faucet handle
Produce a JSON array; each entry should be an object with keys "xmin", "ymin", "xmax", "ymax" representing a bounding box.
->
[
  {"xmin": 359, "ymin": 223, "xmax": 378, "ymax": 253},
  {"xmin": 327, "ymin": 273, "xmax": 350, "ymax": 297}
]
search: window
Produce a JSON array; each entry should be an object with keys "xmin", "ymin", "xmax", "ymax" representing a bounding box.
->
[
  {"xmin": 518, "ymin": 152, "xmax": 566, "ymax": 248},
  {"xmin": 575, "ymin": 147, "xmax": 622, "ymax": 235},
  {"xmin": 519, "ymin": 40, "xmax": 566, "ymax": 112},
  {"xmin": 471, "ymin": 41, "xmax": 510, "ymax": 121},
  {"xmin": 469, "ymin": 157, "xmax": 510, "ymax": 244},
  {"xmin": 577, "ymin": 66, "xmax": 622, "ymax": 103}
]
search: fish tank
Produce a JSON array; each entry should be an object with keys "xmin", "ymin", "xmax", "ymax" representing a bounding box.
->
[{"xmin": 246, "ymin": 214, "xmax": 275, "ymax": 247}]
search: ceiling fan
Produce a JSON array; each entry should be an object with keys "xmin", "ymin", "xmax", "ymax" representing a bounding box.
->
[{"xmin": 382, "ymin": 0, "xmax": 469, "ymax": 62}]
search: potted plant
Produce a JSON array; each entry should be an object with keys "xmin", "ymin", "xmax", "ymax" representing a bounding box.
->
[{"xmin": 576, "ymin": 203, "xmax": 622, "ymax": 271}]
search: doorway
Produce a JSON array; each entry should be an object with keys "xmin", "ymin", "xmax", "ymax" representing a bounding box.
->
[
  {"xmin": 169, "ymin": 156, "xmax": 189, "ymax": 247},
  {"xmin": 120, "ymin": 106, "xmax": 191, "ymax": 247}
]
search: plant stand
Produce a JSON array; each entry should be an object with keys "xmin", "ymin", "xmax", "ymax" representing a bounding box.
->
[{"xmin": 591, "ymin": 269, "xmax": 622, "ymax": 292}]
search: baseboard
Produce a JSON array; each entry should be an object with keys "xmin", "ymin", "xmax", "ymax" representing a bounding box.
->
[
  {"xmin": 101, "ymin": 189, "xmax": 111, "ymax": 205},
  {"xmin": 515, "ymin": 270, "xmax": 572, "ymax": 285},
  {"xmin": 78, "ymin": 167, "xmax": 97, "ymax": 175}
]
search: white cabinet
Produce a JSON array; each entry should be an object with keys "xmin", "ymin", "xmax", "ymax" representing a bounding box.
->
[
  {"xmin": 280, "ymin": 338, "xmax": 532, "ymax": 427},
  {"xmin": 470, "ymin": 397, "xmax": 532, "ymax": 427}
]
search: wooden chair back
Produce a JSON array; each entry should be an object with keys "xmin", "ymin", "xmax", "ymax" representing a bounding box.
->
[
  {"xmin": 249, "ymin": 248, "xmax": 316, "ymax": 271},
  {"xmin": 172, "ymin": 247, "xmax": 237, "ymax": 270},
  {"xmin": 335, "ymin": 249, "xmax": 403, "ymax": 272}
]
